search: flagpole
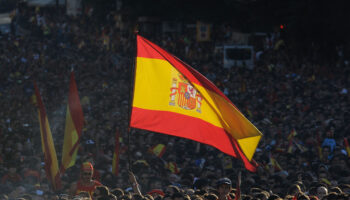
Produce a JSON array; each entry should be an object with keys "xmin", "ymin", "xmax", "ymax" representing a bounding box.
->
[{"xmin": 127, "ymin": 27, "xmax": 139, "ymax": 170}]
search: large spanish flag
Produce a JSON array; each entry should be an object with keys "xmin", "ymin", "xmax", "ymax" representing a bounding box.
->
[
  {"xmin": 61, "ymin": 71, "xmax": 84, "ymax": 174},
  {"xmin": 130, "ymin": 35, "xmax": 263, "ymax": 171},
  {"xmin": 34, "ymin": 83, "xmax": 61, "ymax": 190}
]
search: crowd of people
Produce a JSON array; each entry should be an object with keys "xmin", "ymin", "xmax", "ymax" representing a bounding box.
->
[{"xmin": 0, "ymin": 2, "xmax": 350, "ymax": 200}]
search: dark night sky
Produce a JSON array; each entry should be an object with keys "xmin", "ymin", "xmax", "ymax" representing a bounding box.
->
[{"xmin": 85, "ymin": 0, "xmax": 344, "ymax": 45}]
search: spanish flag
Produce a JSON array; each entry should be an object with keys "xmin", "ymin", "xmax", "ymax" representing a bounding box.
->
[
  {"xmin": 130, "ymin": 35, "xmax": 262, "ymax": 172},
  {"xmin": 165, "ymin": 162, "xmax": 179, "ymax": 174},
  {"xmin": 112, "ymin": 128, "xmax": 121, "ymax": 176},
  {"xmin": 287, "ymin": 129, "xmax": 297, "ymax": 141},
  {"xmin": 34, "ymin": 83, "xmax": 61, "ymax": 190},
  {"xmin": 61, "ymin": 72, "xmax": 84, "ymax": 174},
  {"xmin": 149, "ymin": 144, "xmax": 166, "ymax": 158},
  {"xmin": 269, "ymin": 154, "xmax": 283, "ymax": 172}
]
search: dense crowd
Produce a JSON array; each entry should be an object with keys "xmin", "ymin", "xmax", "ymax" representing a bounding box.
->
[{"xmin": 0, "ymin": 2, "xmax": 350, "ymax": 200}]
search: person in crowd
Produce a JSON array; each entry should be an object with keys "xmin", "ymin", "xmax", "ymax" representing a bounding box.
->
[
  {"xmin": 70, "ymin": 162, "xmax": 102, "ymax": 197},
  {"xmin": 216, "ymin": 178, "xmax": 232, "ymax": 200},
  {"xmin": 1, "ymin": 2, "xmax": 350, "ymax": 199}
]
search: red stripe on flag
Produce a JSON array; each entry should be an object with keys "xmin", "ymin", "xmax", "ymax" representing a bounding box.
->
[
  {"xmin": 34, "ymin": 82, "xmax": 60, "ymax": 190},
  {"xmin": 68, "ymin": 72, "xmax": 84, "ymax": 136},
  {"xmin": 131, "ymin": 107, "xmax": 257, "ymax": 172}
]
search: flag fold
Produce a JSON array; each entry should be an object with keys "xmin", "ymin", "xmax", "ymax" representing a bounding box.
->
[
  {"xmin": 34, "ymin": 83, "xmax": 61, "ymax": 190},
  {"xmin": 61, "ymin": 72, "xmax": 84, "ymax": 174}
]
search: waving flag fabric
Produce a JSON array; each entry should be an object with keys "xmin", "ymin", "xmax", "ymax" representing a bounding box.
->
[
  {"xmin": 34, "ymin": 83, "xmax": 61, "ymax": 190},
  {"xmin": 130, "ymin": 35, "xmax": 262, "ymax": 171},
  {"xmin": 61, "ymin": 72, "xmax": 84, "ymax": 174},
  {"xmin": 149, "ymin": 144, "xmax": 166, "ymax": 158}
]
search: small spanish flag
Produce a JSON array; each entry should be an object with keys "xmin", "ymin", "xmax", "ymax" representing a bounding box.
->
[
  {"xmin": 287, "ymin": 140, "xmax": 293, "ymax": 154},
  {"xmin": 344, "ymin": 138, "xmax": 350, "ymax": 158},
  {"xmin": 149, "ymin": 144, "xmax": 166, "ymax": 158},
  {"xmin": 112, "ymin": 129, "xmax": 121, "ymax": 176},
  {"xmin": 270, "ymin": 154, "xmax": 283, "ymax": 172},
  {"xmin": 287, "ymin": 129, "xmax": 297, "ymax": 141},
  {"xmin": 294, "ymin": 141, "xmax": 307, "ymax": 153},
  {"xmin": 165, "ymin": 162, "xmax": 179, "ymax": 174}
]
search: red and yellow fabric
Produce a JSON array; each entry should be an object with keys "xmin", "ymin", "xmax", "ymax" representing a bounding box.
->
[
  {"xmin": 269, "ymin": 155, "xmax": 283, "ymax": 172},
  {"xmin": 112, "ymin": 129, "xmax": 121, "ymax": 176},
  {"xmin": 130, "ymin": 35, "xmax": 262, "ymax": 172},
  {"xmin": 34, "ymin": 83, "xmax": 61, "ymax": 190},
  {"xmin": 149, "ymin": 144, "xmax": 166, "ymax": 158},
  {"xmin": 287, "ymin": 140, "xmax": 293, "ymax": 154},
  {"xmin": 344, "ymin": 138, "xmax": 350, "ymax": 158},
  {"xmin": 165, "ymin": 162, "xmax": 179, "ymax": 174},
  {"xmin": 61, "ymin": 72, "xmax": 84, "ymax": 174},
  {"xmin": 287, "ymin": 129, "xmax": 297, "ymax": 141}
]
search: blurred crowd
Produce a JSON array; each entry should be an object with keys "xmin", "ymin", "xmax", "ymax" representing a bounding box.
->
[{"xmin": 0, "ymin": 2, "xmax": 350, "ymax": 200}]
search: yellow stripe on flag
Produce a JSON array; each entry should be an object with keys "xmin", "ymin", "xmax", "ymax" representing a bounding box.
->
[
  {"xmin": 62, "ymin": 107, "xmax": 79, "ymax": 169},
  {"xmin": 61, "ymin": 72, "xmax": 84, "ymax": 174},
  {"xmin": 133, "ymin": 57, "xmax": 261, "ymax": 160}
]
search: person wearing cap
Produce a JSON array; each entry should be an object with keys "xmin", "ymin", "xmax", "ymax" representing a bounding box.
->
[
  {"xmin": 216, "ymin": 178, "xmax": 233, "ymax": 200},
  {"xmin": 70, "ymin": 162, "xmax": 102, "ymax": 197}
]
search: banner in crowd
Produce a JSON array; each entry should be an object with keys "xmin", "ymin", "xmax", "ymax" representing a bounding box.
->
[
  {"xmin": 34, "ymin": 82, "xmax": 61, "ymax": 190},
  {"xmin": 149, "ymin": 144, "xmax": 166, "ymax": 158},
  {"xmin": 61, "ymin": 71, "xmax": 84, "ymax": 174},
  {"xmin": 196, "ymin": 21, "xmax": 211, "ymax": 42},
  {"xmin": 130, "ymin": 35, "xmax": 262, "ymax": 172},
  {"xmin": 112, "ymin": 128, "xmax": 121, "ymax": 176}
]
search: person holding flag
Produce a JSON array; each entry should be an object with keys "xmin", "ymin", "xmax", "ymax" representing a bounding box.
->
[{"xmin": 70, "ymin": 162, "xmax": 102, "ymax": 197}]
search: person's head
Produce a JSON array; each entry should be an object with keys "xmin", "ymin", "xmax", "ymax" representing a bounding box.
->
[
  {"xmin": 144, "ymin": 194, "xmax": 154, "ymax": 200},
  {"xmin": 108, "ymin": 194, "xmax": 118, "ymax": 200},
  {"xmin": 308, "ymin": 196, "xmax": 319, "ymax": 200},
  {"xmin": 93, "ymin": 186, "xmax": 110, "ymax": 200},
  {"xmin": 81, "ymin": 162, "xmax": 94, "ymax": 182},
  {"xmin": 296, "ymin": 193, "xmax": 310, "ymax": 200},
  {"xmin": 132, "ymin": 194, "xmax": 144, "ymax": 200},
  {"xmin": 9, "ymin": 166, "xmax": 17, "ymax": 174},
  {"xmin": 165, "ymin": 185, "xmax": 180, "ymax": 196},
  {"xmin": 147, "ymin": 190, "xmax": 164, "ymax": 199},
  {"xmin": 318, "ymin": 170, "xmax": 328, "ymax": 180},
  {"xmin": 77, "ymin": 191, "xmax": 90, "ymax": 199},
  {"xmin": 267, "ymin": 194, "xmax": 282, "ymax": 200},
  {"xmin": 339, "ymin": 183, "xmax": 350, "ymax": 194},
  {"xmin": 203, "ymin": 193, "xmax": 218, "ymax": 200},
  {"xmin": 321, "ymin": 192, "xmax": 339, "ymax": 200},
  {"xmin": 171, "ymin": 192, "xmax": 189, "ymax": 200},
  {"xmin": 322, "ymin": 146, "xmax": 331, "ymax": 160},
  {"xmin": 216, "ymin": 178, "xmax": 232, "ymax": 197},
  {"xmin": 254, "ymin": 192, "xmax": 269, "ymax": 200},
  {"xmin": 316, "ymin": 186, "xmax": 327, "ymax": 200},
  {"xmin": 329, "ymin": 186, "xmax": 342, "ymax": 194},
  {"xmin": 111, "ymin": 188, "xmax": 124, "ymax": 198},
  {"xmin": 287, "ymin": 184, "xmax": 301, "ymax": 196}
]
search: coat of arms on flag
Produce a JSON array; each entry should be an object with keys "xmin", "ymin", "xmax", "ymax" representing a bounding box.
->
[{"xmin": 169, "ymin": 73, "xmax": 202, "ymax": 113}]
